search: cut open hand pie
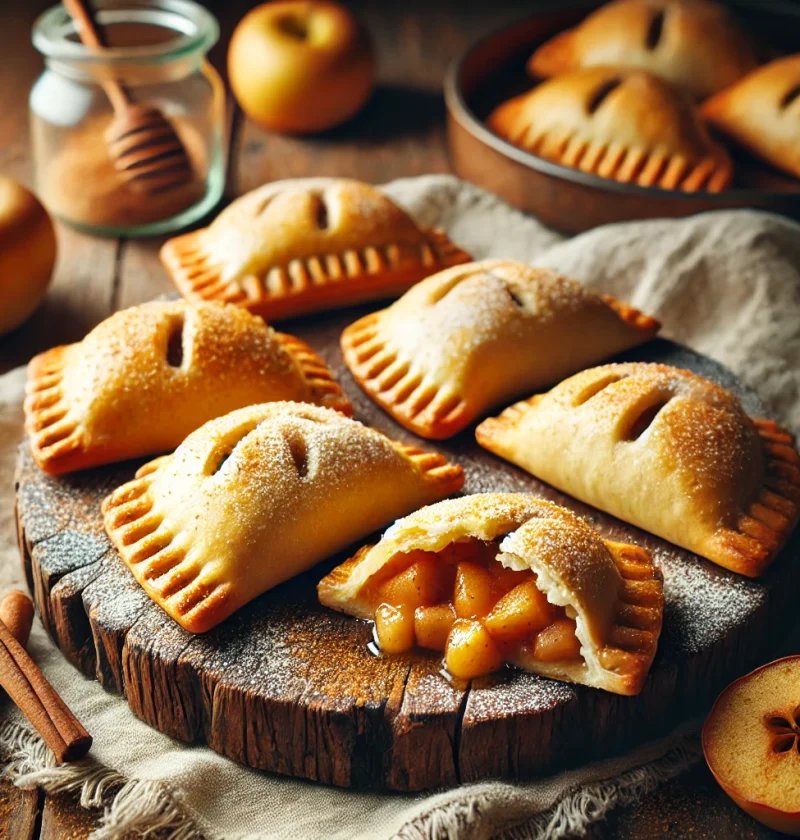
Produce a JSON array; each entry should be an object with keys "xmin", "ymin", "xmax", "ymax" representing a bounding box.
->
[
  {"xmin": 160, "ymin": 178, "xmax": 471, "ymax": 321},
  {"xmin": 528, "ymin": 0, "xmax": 758, "ymax": 100},
  {"xmin": 25, "ymin": 301, "xmax": 351, "ymax": 475},
  {"xmin": 702, "ymin": 55, "xmax": 800, "ymax": 180},
  {"xmin": 488, "ymin": 67, "xmax": 733, "ymax": 193},
  {"xmin": 103, "ymin": 402, "xmax": 464, "ymax": 633},
  {"xmin": 341, "ymin": 259, "xmax": 659, "ymax": 439},
  {"xmin": 318, "ymin": 493, "xmax": 663, "ymax": 695},
  {"xmin": 477, "ymin": 363, "xmax": 800, "ymax": 577}
]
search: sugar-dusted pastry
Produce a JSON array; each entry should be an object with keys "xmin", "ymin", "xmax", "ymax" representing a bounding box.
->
[
  {"xmin": 702, "ymin": 55, "xmax": 800, "ymax": 180},
  {"xmin": 25, "ymin": 301, "xmax": 351, "ymax": 475},
  {"xmin": 103, "ymin": 402, "xmax": 464, "ymax": 633},
  {"xmin": 488, "ymin": 67, "xmax": 733, "ymax": 193},
  {"xmin": 341, "ymin": 260, "xmax": 660, "ymax": 439},
  {"xmin": 476, "ymin": 363, "xmax": 800, "ymax": 577},
  {"xmin": 318, "ymin": 493, "xmax": 663, "ymax": 695},
  {"xmin": 528, "ymin": 0, "xmax": 758, "ymax": 100},
  {"xmin": 160, "ymin": 178, "xmax": 472, "ymax": 321}
]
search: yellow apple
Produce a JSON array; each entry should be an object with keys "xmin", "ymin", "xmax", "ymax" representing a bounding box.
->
[
  {"xmin": 703, "ymin": 656, "xmax": 800, "ymax": 835},
  {"xmin": 0, "ymin": 177, "xmax": 56, "ymax": 336},
  {"xmin": 228, "ymin": 0, "xmax": 375, "ymax": 135}
]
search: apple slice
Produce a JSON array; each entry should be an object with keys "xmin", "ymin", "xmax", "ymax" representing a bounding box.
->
[{"xmin": 703, "ymin": 656, "xmax": 800, "ymax": 836}]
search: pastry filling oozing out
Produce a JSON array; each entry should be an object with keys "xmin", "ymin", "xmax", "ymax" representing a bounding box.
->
[{"xmin": 361, "ymin": 537, "xmax": 582, "ymax": 679}]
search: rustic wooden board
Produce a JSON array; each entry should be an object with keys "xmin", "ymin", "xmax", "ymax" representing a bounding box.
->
[{"xmin": 14, "ymin": 318, "xmax": 800, "ymax": 792}]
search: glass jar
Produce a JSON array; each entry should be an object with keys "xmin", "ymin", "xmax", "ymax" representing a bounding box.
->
[{"xmin": 30, "ymin": 0, "xmax": 224, "ymax": 237}]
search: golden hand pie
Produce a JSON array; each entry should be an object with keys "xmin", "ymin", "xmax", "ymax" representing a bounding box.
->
[
  {"xmin": 160, "ymin": 177, "xmax": 472, "ymax": 321},
  {"xmin": 25, "ymin": 301, "xmax": 351, "ymax": 475},
  {"xmin": 488, "ymin": 67, "xmax": 733, "ymax": 193},
  {"xmin": 341, "ymin": 259, "xmax": 659, "ymax": 439},
  {"xmin": 702, "ymin": 55, "xmax": 800, "ymax": 180},
  {"xmin": 318, "ymin": 493, "xmax": 663, "ymax": 695},
  {"xmin": 103, "ymin": 402, "xmax": 464, "ymax": 633},
  {"xmin": 528, "ymin": 0, "xmax": 758, "ymax": 100},
  {"xmin": 476, "ymin": 363, "xmax": 800, "ymax": 577}
]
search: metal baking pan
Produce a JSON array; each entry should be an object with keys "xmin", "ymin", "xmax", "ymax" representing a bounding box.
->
[{"xmin": 445, "ymin": 0, "xmax": 800, "ymax": 233}]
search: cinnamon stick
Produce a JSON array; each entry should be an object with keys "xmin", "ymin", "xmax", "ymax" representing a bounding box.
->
[
  {"xmin": 0, "ymin": 590, "xmax": 34, "ymax": 648},
  {"xmin": 0, "ymin": 617, "xmax": 92, "ymax": 763}
]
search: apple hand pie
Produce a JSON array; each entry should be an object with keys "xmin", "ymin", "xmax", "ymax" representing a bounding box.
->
[
  {"xmin": 102, "ymin": 402, "xmax": 464, "ymax": 633},
  {"xmin": 476, "ymin": 363, "xmax": 800, "ymax": 577},
  {"xmin": 160, "ymin": 177, "xmax": 471, "ymax": 321},
  {"xmin": 24, "ymin": 301, "xmax": 351, "ymax": 475},
  {"xmin": 318, "ymin": 493, "xmax": 663, "ymax": 696},
  {"xmin": 488, "ymin": 67, "xmax": 733, "ymax": 193},
  {"xmin": 341, "ymin": 259, "xmax": 659, "ymax": 439},
  {"xmin": 702, "ymin": 55, "xmax": 800, "ymax": 181},
  {"xmin": 528, "ymin": 0, "xmax": 758, "ymax": 100}
]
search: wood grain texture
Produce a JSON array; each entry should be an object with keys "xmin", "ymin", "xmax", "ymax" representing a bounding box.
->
[
  {"xmin": 0, "ymin": 779, "xmax": 40, "ymax": 840},
  {"xmin": 15, "ymin": 330, "xmax": 800, "ymax": 792}
]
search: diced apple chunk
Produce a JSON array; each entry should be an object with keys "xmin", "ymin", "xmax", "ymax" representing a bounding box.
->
[
  {"xmin": 491, "ymin": 563, "xmax": 534, "ymax": 594},
  {"xmin": 533, "ymin": 618, "xmax": 581, "ymax": 662},
  {"xmin": 374, "ymin": 603, "xmax": 415, "ymax": 654},
  {"xmin": 377, "ymin": 555, "xmax": 444, "ymax": 611},
  {"xmin": 483, "ymin": 580, "xmax": 553, "ymax": 643},
  {"xmin": 445, "ymin": 619, "xmax": 504, "ymax": 679},
  {"xmin": 454, "ymin": 561, "xmax": 498, "ymax": 619},
  {"xmin": 414, "ymin": 603, "xmax": 456, "ymax": 651}
]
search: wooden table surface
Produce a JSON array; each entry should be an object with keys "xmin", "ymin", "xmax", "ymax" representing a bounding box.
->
[{"xmin": 0, "ymin": 1, "xmax": 789, "ymax": 838}]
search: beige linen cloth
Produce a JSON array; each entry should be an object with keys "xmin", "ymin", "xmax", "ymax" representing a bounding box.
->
[{"xmin": 2, "ymin": 175, "xmax": 800, "ymax": 840}]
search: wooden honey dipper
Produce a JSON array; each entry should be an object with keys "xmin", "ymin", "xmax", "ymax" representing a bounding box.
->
[{"xmin": 62, "ymin": 0, "xmax": 193, "ymax": 194}]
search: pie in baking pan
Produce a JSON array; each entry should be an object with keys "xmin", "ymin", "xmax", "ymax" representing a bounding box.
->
[
  {"xmin": 318, "ymin": 493, "xmax": 663, "ymax": 695},
  {"xmin": 476, "ymin": 363, "xmax": 800, "ymax": 577},
  {"xmin": 24, "ymin": 301, "xmax": 351, "ymax": 475},
  {"xmin": 103, "ymin": 402, "xmax": 464, "ymax": 633},
  {"xmin": 160, "ymin": 178, "xmax": 472, "ymax": 321},
  {"xmin": 528, "ymin": 0, "xmax": 758, "ymax": 100},
  {"xmin": 488, "ymin": 67, "xmax": 733, "ymax": 193},
  {"xmin": 341, "ymin": 259, "xmax": 660, "ymax": 439},
  {"xmin": 702, "ymin": 55, "xmax": 800, "ymax": 180}
]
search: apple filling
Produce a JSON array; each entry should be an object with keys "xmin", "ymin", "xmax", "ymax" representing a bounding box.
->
[{"xmin": 361, "ymin": 538, "xmax": 582, "ymax": 679}]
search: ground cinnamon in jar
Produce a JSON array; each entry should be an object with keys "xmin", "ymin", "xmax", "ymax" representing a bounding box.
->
[{"xmin": 37, "ymin": 112, "xmax": 208, "ymax": 231}]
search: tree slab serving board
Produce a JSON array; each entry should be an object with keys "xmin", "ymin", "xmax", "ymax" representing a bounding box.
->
[{"xmin": 14, "ymin": 310, "xmax": 800, "ymax": 792}]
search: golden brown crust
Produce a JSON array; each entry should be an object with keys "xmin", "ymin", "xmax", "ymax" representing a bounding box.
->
[
  {"xmin": 24, "ymin": 301, "xmax": 351, "ymax": 475},
  {"xmin": 341, "ymin": 260, "xmax": 660, "ymax": 440},
  {"xmin": 702, "ymin": 55, "xmax": 800, "ymax": 180},
  {"xmin": 476, "ymin": 363, "xmax": 800, "ymax": 577},
  {"xmin": 528, "ymin": 0, "xmax": 758, "ymax": 100},
  {"xmin": 318, "ymin": 493, "xmax": 663, "ymax": 696},
  {"xmin": 102, "ymin": 402, "xmax": 464, "ymax": 634},
  {"xmin": 488, "ymin": 67, "xmax": 733, "ymax": 193},
  {"xmin": 160, "ymin": 178, "xmax": 472, "ymax": 321}
]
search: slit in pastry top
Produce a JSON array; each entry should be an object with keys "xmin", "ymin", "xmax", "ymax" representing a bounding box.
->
[
  {"xmin": 160, "ymin": 177, "xmax": 472, "ymax": 321},
  {"xmin": 102, "ymin": 402, "xmax": 464, "ymax": 633},
  {"xmin": 487, "ymin": 67, "xmax": 733, "ymax": 193},
  {"xmin": 24, "ymin": 301, "xmax": 352, "ymax": 475},
  {"xmin": 476, "ymin": 363, "xmax": 800, "ymax": 577},
  {"xmin": 527, "ymin": 0, "xmax": 758, "ymax": 100},
  {"xmin": 341, "ymin": 259, "xmax": 659, "ymax": 439},
  {"xmin": 318, "ymin": 493, "xmax": 663, "ymax": 696}
]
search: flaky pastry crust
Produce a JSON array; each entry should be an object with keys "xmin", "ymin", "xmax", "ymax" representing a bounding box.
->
[
  {"xmin": 476, "ymin": 363, "xmax": 800, "ymax": 577},
  {"xmin": 488, "ymin": 67, "xmax": 733, "ymax": 193},
  {"xmin": 702, "ymin": 55, "xmax": 800, "ymax": 180},
  {"xmin": 341, "ymin": 260, "xmax": 659, "ymax": 439},
  {"xmin": 318, "ymin": 493, "xmax": 663, "ymax": 695},
  {"xmin": 528, "ymin": 0, "xmax": 758, "ymax": 100},
  {"xmin": 103, "ymin": 402, "xmax": 464, "ymax": 633},
  {"xmin": 160, "ymin": 178, "xmax": 471, "ymax": 321},
  {"xmin": 24, "ymin": 301, "xmax": 351, "ymax": 475}
]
